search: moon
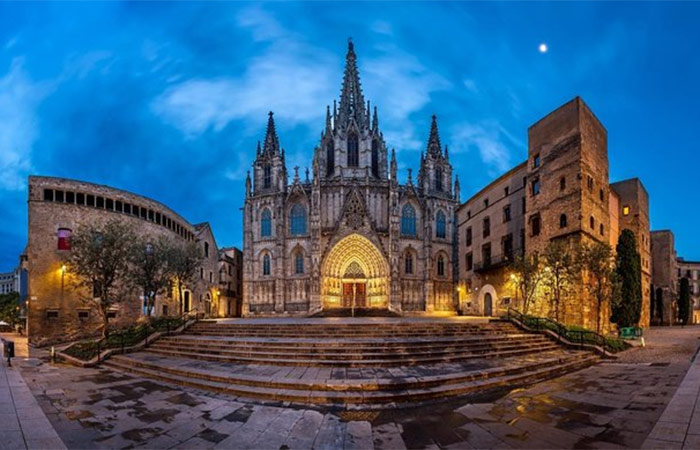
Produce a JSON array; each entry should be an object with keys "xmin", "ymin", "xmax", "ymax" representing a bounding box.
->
[{"xmin": 539, "ymin": 43, "xmax": 548, "ymax": 53}]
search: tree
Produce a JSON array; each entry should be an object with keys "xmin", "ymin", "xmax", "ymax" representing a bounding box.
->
[
  {"xmin": 126, "ymin": 235, "xmax": 174, "ymax": 318},
  {"xmin": 0, "ymin": 292, "xmax": 21, "ymax": 327},
  {"xmin": 511, "ymin": 253, "xmax": 546, "ymax": 315},
  {"xmin": 65, "ymin": 219, "xmax": 135, "ymax": 339},
  {"xmin": 543, "ymin": 240, "xmax": 576, "ymax": 322},
  {"xmin": 578, "ymin": 240, "xmax": 616, "ymax": 333},
  {"xmin": 168, "ymin": 241, "xmax": 203, "ymax": 316},
  {"xmin": 679, "ymin": 277, "xmax": 691, "ymax": 326},
  {"xmin": 612, "ymin": 229, "xmax": 642, "ymax": 328},
  {"xmin": 656, "ymin": 287, "xmax": 664, "ymax": 325}
]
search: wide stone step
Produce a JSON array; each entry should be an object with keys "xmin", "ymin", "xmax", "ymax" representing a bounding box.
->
[
  {"xmin": 104, "ymin": 352, "xmax": 597, "ymax": 405},
  {"xmin": 156, "ymin": 334, "xmax": 549, "ymax": 352},
  {"xmin": 183, "ymin": 329, "xmax": 517, "ymax": 338},
  {"xmin": 147, "ymin": 338, "xmax": 553, "ymax": 360},
  {"xmin": 142, "ymin": 342, "xmax": 562, "ymax": 367}
]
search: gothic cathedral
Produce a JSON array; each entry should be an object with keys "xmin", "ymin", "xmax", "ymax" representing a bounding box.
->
[{"xmin": 242, "ymin": 41, "xmax": 459, "ymax": 316}]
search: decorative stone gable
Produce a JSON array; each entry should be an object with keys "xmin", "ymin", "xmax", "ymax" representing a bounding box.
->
[{"xmin": 344, "ymin": 190, "xmax": 366, "ymax": 230}]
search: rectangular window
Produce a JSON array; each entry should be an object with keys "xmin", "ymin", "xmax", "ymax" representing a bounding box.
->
[
  {"xmin": 78, "ymin": 311, "xmax": 89, "ymax": 319},
  {"xmin": 66, "ymin": 191, "xmax": 75, "ymax": 203},
  {"xmin": 200, "ymin": 267, "xmax": 204, "ymax": 279},
  {"xmin": 587, "ymin": 176, "xmax": 594, "ymax": 191},
  {"xmin": 107, "ymin": 310, "xmax": 117, "ymax": 319},
  {"xmin": 76, "ymin": 192, "xmax": 85, "ymax": 205},
  {"xmin": 466, "ymin": 227, "xmax": 472, "ymax": 246},
  {"xmin": 156, "ymin": 212, "xmax": 161, "ymax": 224},
  {"xmin": 534, "ymin": 153, "xmax": 540, "ymax": 168},
  {"xmin": 148, "ymin": 210, "xmax": 155, "ymax": 221},
  {"xmin": 87, "ymin": 194, "xmax": 95, "ymax": 207},
  {"xmin": 115, "ymin": 201, "xmax": 123, "ymax": 212},
  {"xmin": 46, "ymin": 310, "xmax": 59, "ymax": 319},
  {"xmin": 532, "ymin": 179, "xmax": 540, "ymax": 196},
  {"xmin": 55, "ymin": 190, "xmax": 64, "ymax": 202},
  {"xmin": 504, "ymin": 186, "xmax": 509, "ymax": 197},
  {"xmin": 503, "ymin": 234, "xmax": 513, "ymax": 260},
  {"xmin": 43, "ymin": 189, "xmax": 54, "ymax": 201},
  {"xmin": 483, "ymin": 198, "xmax": 489, "ymax": 208},
  {"xmin": 123, "ymin": 203, "xmax": 131, "ymax": 215},
  {"xmin": 163, "ymin": 305, "xmax": 169, "ymax": 316},
  {"xmin": 106, "ymin": 198, "xmax": 114, "ymax": 210},
  {"xmin": 140, "ymin": 208, "xmax": 147, "ymax": 219},
  {"xmin": 622, "ymin": 205, "xmax": 630, "ymax": 216},
  {"xmin": 503, "ymin": 205, "xmax": 511, "ymax": 223},
  {"xmin": 482, "ymin": 243, "xmax": 492, "ymax": 267},
  {"xmin": 96, "ymin": 196, "xmax": 104, "ymax": 208},
  {"xmin": 467, "ymin": 210, "xmax": 471, "ymax": 219},
  {"xmin": 132, "ymin": 205, "xmax": 139, "ymax": 216},
  {"xmin": 521, "ymin": 197, "xmax": 526, "ymax": 214},
  {"xmin": 466, "ymin": 252, "xmax": 473, "ymax": 271},
  {"xmin": 531, "ymin": 215, "xmax": 541, "ymax": 236},
  {"xmin": 483, "ymin": 217, "xmax": 490, "ymax": 238},
  {"xmin": 57, "ymin": 228, "xmax": 72, "ymax": 251}
]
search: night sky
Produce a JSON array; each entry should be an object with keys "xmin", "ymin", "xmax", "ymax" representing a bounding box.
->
[{"xmin": 1, "ymin": 2, "xmax": 699, "ymax": 270}]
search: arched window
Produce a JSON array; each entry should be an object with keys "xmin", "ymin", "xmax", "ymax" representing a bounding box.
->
[
  {"xmin": 326, "ymin": 141, "xmax": 335, "ymax": 176},
  {"xmin": 435, "ymin": 167, "xmax": 443, "ymax": 191},
  {"xmin": 560, "ymin": 214, "xmax": 567, "ymax": 228},
  {"xmin": 262, "ymin": 254, "xmax": 271, "ymax": 276},
  {"xmin": 404, "ymin": 252, "xmax": 414, "ymax": 275},
  {"xmin": 371, "ymin": 139, "xmax": 379, "ymax": 177},
  {"xmin": 436, "ymin": 210, "xmax": 446, "ymax": 239},
  {"xmin": 590, "ymin": 216, "xmax": 595, "ymax": 229},
  {"xmin": 347, "ymin": 133, "xmax": 359, "ymax": 167},
  {"xmin": 401, "ymin": 204, "xmax": 417, "ymax": 237},
  {"xmin": 295, "ymin": 251, "xmax": 304, "ymax": 274},
  {"xmin": 204, "ymin": 242, "xmax": 209, "ymax": 258},
  {"xmin": 263, "ymin": 164, "xmax": 272, "ymax": 189},
  {"xmin": 261, "ymin": 209, "xmax": 272, "ymax": 237},
  {"xmin": 289, "ymin": 203, "xmax": 307, "ymax": 235},
  {"xmin": 437, "ymin": 255, "xmax": 445, "ymax": 277},
  {"xmin": 560, "ymin": 176, "xmax": 566, "ymax": 191}
]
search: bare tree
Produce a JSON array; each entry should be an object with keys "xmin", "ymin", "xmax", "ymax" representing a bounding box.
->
[
  {"xmin": 126, "ymin": 235, "xmax": 174, "ymax": 318},
  {"xmin": 577, "ymin": 240, "xmax": 616, "ymax": 333},
  {"xmin": 511, "ymin": 253, "xmax": 546, "ymax": 315},
  {"xmin": 543, "ymin": 240, "xmax": 577, "ymax": 322},
  {"xmin": 168, "ymin": 241, "xmax": 203, "ymax": 316},
  {"xmin": 65, "ymin": 220, "xmax": 135, "ymax": 339}
]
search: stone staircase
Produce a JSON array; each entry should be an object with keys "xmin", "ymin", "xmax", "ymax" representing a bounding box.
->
[{"xmin": 104, "ymin": 319, "xmax": 598, "ymax": 407}]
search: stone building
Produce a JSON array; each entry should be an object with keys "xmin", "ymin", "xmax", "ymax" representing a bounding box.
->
[
  {"xmin": 218, "ymin": 247, "xmax": 243, "ymax": 317},
  {"xmin": 0, "ymin": 267, "xmax": 21, "ymax": 295},
  {"xmin": 243, "ymin": 41, "xmax": 458, "ymax": 316},
  {"xmin": 676, "ymin": 258, "xmax": 700, "ymax": 324},
  {"xmin": 651, "ymin": 230, "xmax": 678, "ymax": 325},
  {"xmin": 25, "ymin": 176, "xmax": 241, "ymax": 345},
  {"xmin": 457, "ymin": 97, "xmax": 651, "ymax": 331}
]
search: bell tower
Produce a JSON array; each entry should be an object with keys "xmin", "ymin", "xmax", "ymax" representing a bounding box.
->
[
  {"xmin": 253, "ymin": 111, "xmax": 287, "ymax": 195},
  {"xmin": 315, "ymin": 40, "xmax": 388, "ymax": 181}
]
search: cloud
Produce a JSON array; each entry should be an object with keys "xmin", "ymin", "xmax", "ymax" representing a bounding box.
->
[
  {"xmin": 151, "ymin": 7, "xmax": 337, "ymax": 139},
  {"xmin": 462, "ymin": 79, "xmax": 478, "ymax": 94},
  {"xmin": 450, "ymin": 120, "xmax": 523, "ymax": 175},
  {"xmin": 0, "ymin": 59, "xmax": 52, "ymax": 191}
]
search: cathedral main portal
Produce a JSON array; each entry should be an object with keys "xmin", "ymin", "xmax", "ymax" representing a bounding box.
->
[{"xmin": 321, "ymin": 234, "xmax": 389, "ymax": 310}]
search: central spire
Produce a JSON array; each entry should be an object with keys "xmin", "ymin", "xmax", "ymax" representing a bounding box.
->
[
  {"xmin": 337, "ymin": 38, "xmax": 367, "ymax": 130},
  {"xmin": 426, "ymin": 114, "xmax": 442, "ymax": 157},
  {"xmin": 262, "ymin": 111, "xmax": 280, "ymax": 155}
]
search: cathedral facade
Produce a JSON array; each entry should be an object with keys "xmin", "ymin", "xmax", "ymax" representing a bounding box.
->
[{"xmin": 242, "ymin": 41, "xmax": 459, "ymax": 316}]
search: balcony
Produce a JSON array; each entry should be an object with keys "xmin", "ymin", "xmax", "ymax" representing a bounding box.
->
[{"xmin": 474, "ymin": 253, "xmax": 513, "ymax": 273}]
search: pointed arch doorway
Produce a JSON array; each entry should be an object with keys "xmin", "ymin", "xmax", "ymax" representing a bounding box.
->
[{"xmin": 321, "ymin": 234, "xmax": 389, "ymax": 310}]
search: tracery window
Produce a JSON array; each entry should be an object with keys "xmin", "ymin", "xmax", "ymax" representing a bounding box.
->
[
  {"xmin": 262, "ymin": 254, "xmax": 271, "ymax": 276},
  {"xmin": 436, "ymin": 210, "xmax": 446, "ymax": 239},
  {"xmin": 401, "ymin": 204, "xmax": 417, "ymax": 237},
  {"xmin": 437, "ymin": 255, "xmax": 445, "ymax": 277},
  {"xmin": 347, "ymin": 133, "xmax": 359, "ymax": 167},
  {"xmin": 263, "ymin": 164, "xmax": 272, "ymax": 189},
  {"xmin": 289, "ymin": 204, "xmax": 307, "ymax": 235},
  {"xmin": 261, "ymin": 209, "xmax": 272, "ymax": 237},
  {"xmin": 371, "ymin": 139, "xmax": 379, "ymax": 177}
]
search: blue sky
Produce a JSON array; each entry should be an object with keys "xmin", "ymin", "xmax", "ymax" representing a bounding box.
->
[{"xmin": 1, "ymin": 2, "xmax": 699, "ymax": 270}]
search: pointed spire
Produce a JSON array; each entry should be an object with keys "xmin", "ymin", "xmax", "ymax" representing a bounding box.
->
[
  {"xmin": 372, "ymin": 106, "xmax": 379, "ymax": 132},
  {"xmin": 444, "ymin": 144, "xmax": 449, "ymax": 160},
  {"xmin": 337, "ymin": 38, "xmax": 367, "ymax": 130},
  {"xmin": 293, "ymin": 166, "xmax": 300, "ymax": 182},
  {"xmin": 262, "ymin": 111, "xmax": 280, "ymax": 155},
  {"xmin": 390, "ymin": 148, "xmax": 397, "ymax": 181},
  {"xmin": 454, "ymin": 174, "xmax": 461, "ymax": 202},
  {"xmin": 325, "ymin": 105, "xmax": 332, "ymax": 132},
  {"xmin": 426, "ymin": 114, "xmax": 442, "ymax": 157},
  {"xmin": 407, "ymin": 168, "xmax": 413, "ymax": 186},
  {"xmin": 256, "ymin": 140, "xmax": 261, "ymax": 155},
  {"xmin": 305, "ymin": 167, "xmax": 310, "ymax": 183},
  {"xmin": 245, "ymin": 171, "xmax": 251, "ymax": 197},
  {"xmin": 366, "ymin": 100, "xmax": 371, "ymax": 128}
]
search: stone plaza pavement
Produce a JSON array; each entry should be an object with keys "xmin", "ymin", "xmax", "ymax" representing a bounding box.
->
[{"xmin": 2, "ymin": 326, "xmax": 699, "ymax": 449}]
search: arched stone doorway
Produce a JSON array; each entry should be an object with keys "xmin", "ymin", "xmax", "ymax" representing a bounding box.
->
[
  {"xmin": 321, "ymin": 234, "xmax": 389, "ymax": 310},
  {"xmin": 484, "ymin": 292, "xmax": 493, "ymax": 316}
]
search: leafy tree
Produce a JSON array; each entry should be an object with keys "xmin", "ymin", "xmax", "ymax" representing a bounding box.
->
[
  {"xmin": 65, "ymin": 219, "xmax": 135, "ymax": 339},
  {"xmin": 126, "ymin": 235, "xmax": 174, "ymax": 318},
  {"xmin": 543, "ymin": 240, "xmax": 576, "ymax": 322},
  {"xmin": 0, "ymin": 292, "xmax": 21, "ymax": 327},
  {"xmin": 511, "ymin": 253, "xmax": 546, "ymax": 315},
  {"xmin": 577, "ymin": 240, "xmax": 616, "ymax": 333},
  {"xmin": 679, "ymin": 277, "xmax": 691, "ymax": 326},
  {"xmin": 168, "ymin": 241, "xmax": 203, "ymax": 316},
  {"xmin": 612, "ymin": 230, "xmax": 642, "ymax": 328},
  {"xmin": 656, "ymin": 287, "xmax": 664, "ymax": 325}
]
